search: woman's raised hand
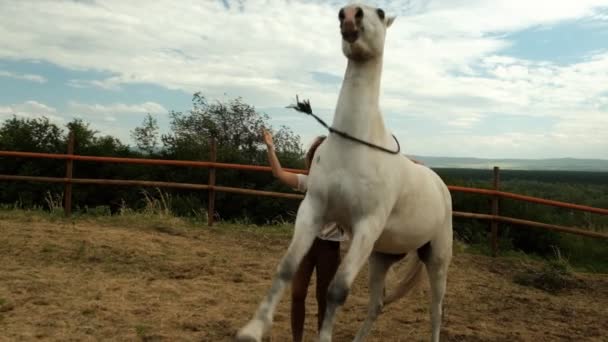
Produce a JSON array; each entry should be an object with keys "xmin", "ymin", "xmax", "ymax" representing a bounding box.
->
[{"xmin": 262, "ymin": 129, "xmax": 274, "ymax": 149}]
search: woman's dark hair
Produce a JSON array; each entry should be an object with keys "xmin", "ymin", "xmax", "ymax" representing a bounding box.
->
[{"xmin": 305, "ymin": 135, "xmax": 327, "ymax": 170}]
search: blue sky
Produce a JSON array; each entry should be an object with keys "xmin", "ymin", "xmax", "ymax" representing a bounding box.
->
[{"xmin": 1, "ymin": 0, "xmax": 607, "ymax": 159}]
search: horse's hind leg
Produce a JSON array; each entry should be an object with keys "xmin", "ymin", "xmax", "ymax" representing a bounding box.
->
[
  {"xmin": 424, "ymin": 234, "xmax": 452, "ymax": 342},
  {"xmin": 353, "ymin": 252, "xmax": 404, "ymax": 342},
  {"xmin": 425, "ymin": 257, "xmax": 449, "ymax": 342},
  {"xmin": 236, "ymin": 197, "xmax": 322, "ymax": 342}
]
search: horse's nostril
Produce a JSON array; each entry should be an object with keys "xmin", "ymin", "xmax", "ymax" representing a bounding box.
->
[{"xmin": 355, "ymin": 7, "xmax": 364, "ymax": 19}]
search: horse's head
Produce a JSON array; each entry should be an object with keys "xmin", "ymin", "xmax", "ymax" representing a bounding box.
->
[{"xmin": 338, "ymin": 3, "xmax": 395, "ymax": 61}]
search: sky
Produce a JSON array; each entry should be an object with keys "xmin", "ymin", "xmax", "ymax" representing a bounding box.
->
[{"xmin": 0, "ymin": 0, "xmax": 607, "ymax": 159}]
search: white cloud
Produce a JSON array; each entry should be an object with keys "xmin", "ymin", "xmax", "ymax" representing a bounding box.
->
[
  {"xmin": 0, "ymin": 70, "xmax": 47, "ymax": 83},
  {"xmin": 0, "ymin": 0, "xmax": 607, "ymax": 158},
  {"xmin": 67, "ymin": 101, "xmax": 167, "ymax": 116},
  {"xmin": 67, "ymin": 77, "xmax": 122, "ymax": 90},
  {"xmin": 446, "ymin": 113, "xmax": 484, "ymax": 128},
  {"xmin": 408, "ymin": 0, "xmax": 607, "ymax": 35},
  {"xmin": 0, "ymin": 0, "xmax": 347, "ymax": 107},
  {"xmin": 0, "ymin": 100, "xmax": 63, "ymax": 122},
  {"xmin": 66, "ymin": 101, "xmax": 168, "ymax": 141},
  {"xmin": 85, "ymin": 102, "xmax": 167, "ymax": 144}
]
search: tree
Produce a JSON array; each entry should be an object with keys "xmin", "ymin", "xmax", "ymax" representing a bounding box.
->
[
  {"xmin": 0, "ymin": 116, "xmax": 65, "ymax": 207},
  {"xmin": 161, "ymin": 92, "xmax": 303, "ymax": 163},
  {"xmin": 65, "ymin": 119, "xmax": 129, "ymax": 156},
  {"xmin": 0, "ymin": 115, "xmax": 64, "ymax": 153},
  {"xmin": 0, "ymin": 94, "xmax": 307, "ymax": 223},
  {"xmin": 159, "ymin": 93, "xmax": 305, "ymax": 223},
  {"xmin": 131, "ymin": 114, "xmax": 159, "ymax": 155},
  {"xmin": 66, "ymin": 119, "xmax": 98, "ymax": 153}
]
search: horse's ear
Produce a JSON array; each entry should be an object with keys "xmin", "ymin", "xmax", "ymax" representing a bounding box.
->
[{"xmin": 387, "ymin": 16, "xmax": 396, "ymax": 28}]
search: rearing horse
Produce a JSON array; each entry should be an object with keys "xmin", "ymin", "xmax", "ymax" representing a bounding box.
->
[{"xmin": 237, "ymin": 3, "xmax": 452, "ymax": 342}]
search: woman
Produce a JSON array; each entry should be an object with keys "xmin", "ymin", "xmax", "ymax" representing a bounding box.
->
[{"xmin": 262, "ymin": 129, "xmax": 347, "ymax": 342}]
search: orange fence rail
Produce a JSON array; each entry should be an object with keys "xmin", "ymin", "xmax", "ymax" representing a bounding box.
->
[
  {"xmin": 1, "ymin": 139, "xmax": 607, "ymax": 256},
  {"xmin": 449, "ymin": 185, "xmax": 608, "ymax": 216},
  {"xmin": 0, "ymin": 150, "xmax": 307, "ymax": 174}
]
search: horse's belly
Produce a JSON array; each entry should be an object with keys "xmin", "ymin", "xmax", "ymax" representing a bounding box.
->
[
  {"xmin": 373, "ymin": 223, "xmax": 433, "ymax": 254},
  {"xmin": 373, "ymin": 206, "xmax": 445, "ymax": 254}
]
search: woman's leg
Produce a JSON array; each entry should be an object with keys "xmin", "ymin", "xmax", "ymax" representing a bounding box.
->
[
  {"xmin": 314, "ymin": 239, "xmax": 341, "ymax": 332},
  {"xmin": 291, "ymin": 238, "xmax": 318, "ymax": 342}
]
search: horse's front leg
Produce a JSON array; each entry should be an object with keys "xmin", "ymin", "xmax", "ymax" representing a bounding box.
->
[
  {"xmin": 236, "ymin": 196, "xmax": 322, "ymax": 342},
  {"xmin": 319, "ymin": 215, "xmax": 386, "ymax": 342}
]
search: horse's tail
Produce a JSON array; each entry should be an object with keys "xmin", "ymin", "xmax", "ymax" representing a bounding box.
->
[{"xmin": 383, "ymin": 253, "xmax": 425, "ymax": 306}]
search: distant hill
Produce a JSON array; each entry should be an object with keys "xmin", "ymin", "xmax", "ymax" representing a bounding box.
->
[{"xmin": 408, "ymin": 156, "xmax": 608, "ymax": 172}]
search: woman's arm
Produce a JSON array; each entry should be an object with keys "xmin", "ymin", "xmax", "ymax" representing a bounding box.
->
[{"xmin": 263, "ymin": 129, "xmax": 299, "ymax": 189}]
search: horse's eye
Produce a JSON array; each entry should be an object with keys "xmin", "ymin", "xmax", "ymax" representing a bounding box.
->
[
  {"xmin": 338, "ymin": 8, "xmax": 345, "ymax": 21},
  {"xmin": 376, "ymin": 8, "xmax": 385, "ymax": 20}
]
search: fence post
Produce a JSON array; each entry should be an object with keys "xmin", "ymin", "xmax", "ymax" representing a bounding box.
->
[
  {"xmin": 207, "ymin": 138, "xmax": 217, "ymax": 226},
  {"xmin": 490, "ymin": 166, "xmax": 500, "ymax": 256},
  {"xmin": 64, "ymin": 131, "xmax": 75, "ymax": 217}
]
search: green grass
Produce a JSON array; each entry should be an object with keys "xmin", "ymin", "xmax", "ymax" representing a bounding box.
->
[
  {"xmin": 556, "ymin": 235, "xmax": 608, "ymax": 273},
  {"xmin": 0, "ymin": 207, "xmax": 605, "ymax": 273},
  {"xmin": 134, "ymin": 324, "xmax": 151, "ymax": 340},
  {"xmin": 0, "ymin": 297, "xmax": 14, "ymax": 313},
  {"xmin": 0, "ymin": 207, "xmax": 294, "ymax": 240},
  {"xmin": 458, "ymin": 238, "xmax": 608, "ymax": 274}
]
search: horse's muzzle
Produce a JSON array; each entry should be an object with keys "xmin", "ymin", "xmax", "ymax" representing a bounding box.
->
[{"xmin": 341, "ymin": 29, "xmax": 359, "ymax": 43}]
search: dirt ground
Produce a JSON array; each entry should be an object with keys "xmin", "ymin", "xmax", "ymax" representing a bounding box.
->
[{"xmin": 0, "ymin": 213, "xmax": 606, "ymax": 341}]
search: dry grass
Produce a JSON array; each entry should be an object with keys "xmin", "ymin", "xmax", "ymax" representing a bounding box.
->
[{"xmin": 0, "ymin": 211, "xmax": 606, "ymax": 341}]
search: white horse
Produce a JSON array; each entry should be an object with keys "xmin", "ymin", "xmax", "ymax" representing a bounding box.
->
[{"xmin": 237, "ymin": 3, "xmax": 452, "ymax": 342}]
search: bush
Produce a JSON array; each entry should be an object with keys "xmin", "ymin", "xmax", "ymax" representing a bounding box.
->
[{"xmin": 513, "ymin": 248, "xmax": 584, "ymax": 293}]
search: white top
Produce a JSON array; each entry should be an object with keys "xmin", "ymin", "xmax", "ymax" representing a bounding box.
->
[{"xmin": 296, "ymin": 174, "xmax": 348, "ymax": 242}]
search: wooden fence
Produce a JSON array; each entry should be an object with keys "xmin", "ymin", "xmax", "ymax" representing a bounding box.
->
[{"xmin": 1, "ymin": 134, "xmax": 607, "ymax": 256}]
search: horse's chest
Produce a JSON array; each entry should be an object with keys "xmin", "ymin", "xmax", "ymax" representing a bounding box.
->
[
  {"xmin": 310, "ymin": 149, "xmax": 390, "ymax": 218},
  {"xmin": 323, "ymin": 170, "xmax": 381, "ymax": 214}
]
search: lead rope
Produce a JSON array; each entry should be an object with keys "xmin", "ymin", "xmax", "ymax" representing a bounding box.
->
[{"xmin": 287, "ymin": 95, "xmax": 401, "ymax": 155}]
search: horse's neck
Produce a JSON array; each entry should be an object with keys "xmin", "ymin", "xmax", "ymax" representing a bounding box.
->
[{"xmin": 332, "ymin": 58, "xmax": 388, "ymax": 142}]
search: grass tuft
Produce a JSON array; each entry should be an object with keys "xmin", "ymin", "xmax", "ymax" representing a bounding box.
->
[{"xmin": 513, "ymin": 246, "xmax": 584, "ymax": 293}]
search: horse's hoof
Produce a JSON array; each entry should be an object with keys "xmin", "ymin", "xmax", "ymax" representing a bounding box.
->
[
  {"xmin": 235, "ymin": 321, "xmax": 263, "ymax": 342},
  {"xmin": 234, "ymin": 334, "xmax": 258, "ymax": 342}
]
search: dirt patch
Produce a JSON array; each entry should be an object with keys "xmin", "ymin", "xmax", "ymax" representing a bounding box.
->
[{"xmin": 0, "ymin": 215, "xmax": 606, "ymax": 341}]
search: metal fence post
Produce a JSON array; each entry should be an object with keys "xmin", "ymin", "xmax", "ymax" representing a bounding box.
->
[
  {"xmin": 490, "ymin": 166, "xmax": 500, "ymax": 256},
  {"xmin": 64, "ymin": 131, "xmax": 75, "ymax": 217},
  {"xmin": 207, "ymin": 138, "xmax": 217, "ymax": 226}
]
